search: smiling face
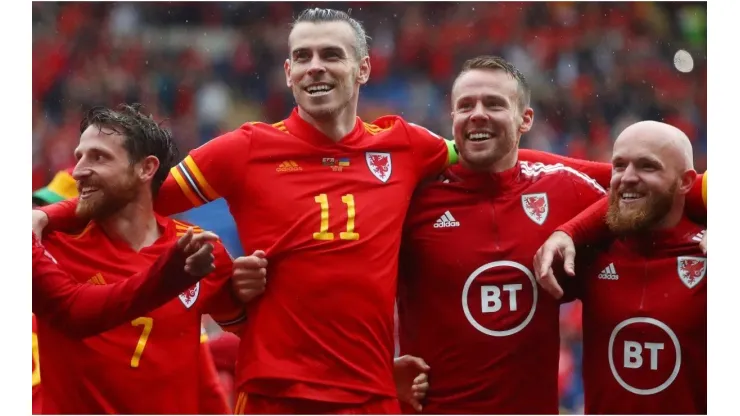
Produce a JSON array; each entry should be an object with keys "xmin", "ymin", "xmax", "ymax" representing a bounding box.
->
[
  {"xmin": 284, "ymin": 21, "xmax": 370, "ymax": 121},
  {"xmin": 451, "ymin": 68, "xmax": 533, "ymax": 172},
  {"xmin": 72, "ymin": 126, "xmax": 143, "ymax": 219},
  {"xmin": 606, "ymin": 121, "xmax": 696, "ymax": 234}
]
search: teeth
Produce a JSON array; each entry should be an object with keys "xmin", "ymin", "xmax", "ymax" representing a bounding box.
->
[
  {"xmin": 307, "ymin": 84, "xmax": 332, "ymax": 93},
  {"xmin": 468, "ymin": 132, "xmax": 491, "ymax": 140},
  {"xmin": 621, "ymin": 193, "xmax": 642, "ymax": 200}
]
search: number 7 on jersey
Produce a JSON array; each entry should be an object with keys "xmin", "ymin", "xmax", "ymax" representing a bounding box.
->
[{"xmin": 313, "ymin": 193, "xmax": 360, "ymax": 241}]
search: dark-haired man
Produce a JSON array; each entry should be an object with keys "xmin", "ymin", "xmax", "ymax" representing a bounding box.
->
[{"xmin": 36, "ymin": 105, "xmax": 244, "ymax": 414}]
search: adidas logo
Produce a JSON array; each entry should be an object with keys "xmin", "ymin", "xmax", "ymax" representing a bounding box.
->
[
  {"xmin": 276, "ymin": 161, "xmax": 302, "ymax": 172},
  {"xmin": 691, "ymin": 230, "xmax": 706, "ymax": 243},
  {"xmin": 88, "ymin": 272, "xmax": 106, "ymax": 285},
  {"xmin": 598, "ymin": 263, "xmax": 619, "ymax": 280},
  {"xmin": 434, "ymin": 211, "xmax": 460, "ymax": 228}
]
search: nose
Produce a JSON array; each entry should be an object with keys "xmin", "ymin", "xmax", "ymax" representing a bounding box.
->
[
  {"xmin": 469, "ymin": 102, "xmax": 488, "ymax": 123},
  {"xmin": 72, "ymin": 161, "xmax": 92, "ymax": 181},
  {"xmin": 306, "ymin": 56, "xmax": 326, "ymax": 78},
  {"xmin": 620, "ymin": 164, "xmax": 640, "ymax": 186}
]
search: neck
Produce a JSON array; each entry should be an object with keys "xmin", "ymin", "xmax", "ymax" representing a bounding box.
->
[
  {"xmin": 98, "ymin": 194, "xmax": 161, "ymax": 252},
  {"xmin": 489, "ymin": 149, "xmax": 519, "ymax": 173},
  {"xmin": 650, "ymin": 198, "xmax": 686, "ymax": 230},
  {"xmin": 297, "ymin": 102, "xmax": 358, "ymax": 142}
]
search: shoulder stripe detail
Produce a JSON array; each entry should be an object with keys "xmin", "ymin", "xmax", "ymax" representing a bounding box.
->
[
  {"xmin": 171, "ymin": 155, "xmax": 220, "ymax": 206},
  {"xmin": 182, "ymin": 156, "xmax": 219, "ymax": 201},
  {"xmin": 702, "ymin": 172, "xmax": 707, "ymax": 206},
  {"xmin": 364, "ymin": 122, "xmax": 393, "ymax": 135},
  {"xmin": 520, "ymin": 161, "xmax": 607, "ymax": 194},
  {"xmin": 170, "ymin": 166, "xmax": 204, "ymax": 207}
]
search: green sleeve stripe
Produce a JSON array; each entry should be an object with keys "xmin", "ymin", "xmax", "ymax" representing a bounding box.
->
[{"xmin": 445, "ymin": 140, "xmax": 459, "ymax": 166}]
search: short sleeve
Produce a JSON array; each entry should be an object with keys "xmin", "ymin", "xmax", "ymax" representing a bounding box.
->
[
  {"xmin": 168, "ymin": 126, "xmax": 253, "ymax": 207},
  {"xmin": 404, "ymin": 121, "xmax": 458, "ymax": 180}
]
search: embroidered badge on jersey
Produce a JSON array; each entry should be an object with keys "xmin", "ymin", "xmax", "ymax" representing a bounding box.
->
[
  {"xmin": 366, "ymin": 152, "xmax": 392, "ymax": 183},
  {"xmin": 521, "ymin": 193, "xmax": 549, "ymax": 225},
  {"xmin": 179, "ymin": 282, "xmax": 200, "ymax": 308},
  {"xmin": 677, "ymin": 257, "xmax": 707, "ymax": 289}
]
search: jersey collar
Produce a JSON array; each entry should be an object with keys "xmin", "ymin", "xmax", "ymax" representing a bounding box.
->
[{"xmin": 283, "ymin": 107, "xmax": 367, "ymax": 148}]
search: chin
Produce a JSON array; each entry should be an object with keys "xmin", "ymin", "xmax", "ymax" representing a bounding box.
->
[{"xmin": 306, "ymin": 104, "xmax": 342, "ymax": 119}]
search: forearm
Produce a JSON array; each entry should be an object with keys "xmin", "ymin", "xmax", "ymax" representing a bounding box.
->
[
  {"xmin": 37, "ymin": 199, "xmax": 86, "ymax": 233},
  {"xmin": 556, "ymin": 197, "xmax": 610, "ymax": 245},
  {"xmin": 33, "ymin": 241, "xmax": 199, "ymax": 338}
]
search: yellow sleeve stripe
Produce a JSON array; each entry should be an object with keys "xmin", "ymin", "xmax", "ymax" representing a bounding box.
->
[
  {"xmin": 445, "ymin": 140, "xmax": 459, "ymax": 166},
  {"xmin": 363, "ymin": 122, "xmax": 392, "ymax": 135},
  {"xmin": 182, "ymin": 156, "xmax": 220, "ymax": 201},
  {"xmin": 170, "ymin": 166, "xmax": 204, "ymax": 207},
  {"xmin": 200, "ymin": 333, "xmax": 208, "ymax": 343},
  {"xmin": 702, "ymin": 171, "xmax": 708, "ymax": 206}
]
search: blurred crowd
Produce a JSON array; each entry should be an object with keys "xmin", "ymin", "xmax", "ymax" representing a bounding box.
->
[{"xmin": 32, "ymin": 2, "xmax": 707, "ymax": 413}]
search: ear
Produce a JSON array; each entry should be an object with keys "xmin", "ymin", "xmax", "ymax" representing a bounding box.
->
[
  {"xmin": 519, "ymin": 107, "xmax": 535, "ymax": 134},
  {"xmin": 138, "ymin": 155, "xmax": 160, "ymax": 184},
  {"xmin": 284, "ymin": 59, "xmax": 292, "ymax": 88},
  {"xmin": 357, "ymin": 56, "xmax": 371, "ymax": 85},
  {"xmin": 678, "ymin": 169, "xmax": 698, "ymax": 195}
]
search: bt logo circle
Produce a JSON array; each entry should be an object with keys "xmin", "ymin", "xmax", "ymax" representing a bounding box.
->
[
  {"xmin": 461, "ymin": 261, "xmax": 538, "ymax": 337},
  {"xmin": 608, "ymin": 317, "xmax": 681, "ymax": 395}
]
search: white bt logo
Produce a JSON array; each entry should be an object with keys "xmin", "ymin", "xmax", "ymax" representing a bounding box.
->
[
  {"xmin": 598, "ymin": 263, "xmax": 619, "ymax": 280},
  {"xmin": 434, "ymin": 211, "xmax": 460, "ymax": 228}
]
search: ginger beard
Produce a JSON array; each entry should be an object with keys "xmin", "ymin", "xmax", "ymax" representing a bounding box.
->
[
  {"xmin": 606, "ymin": 180, "xmax": 678, "ymax": 235},
  {"xmin": 76, "ymin": 165, "xmax": 139, "ymax": 220}
]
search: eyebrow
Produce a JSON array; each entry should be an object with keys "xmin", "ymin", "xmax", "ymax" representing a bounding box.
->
[
  {"xmin": 291, "ymin": 46, "xmax": 346, "ymax": 58},
  {"xmin": 613, "ymin": 155, "xmax": 664, "ymax": 166},
  {"xmin": 455, "ymin": 94, "xmax": 508, "ymax": 106}
]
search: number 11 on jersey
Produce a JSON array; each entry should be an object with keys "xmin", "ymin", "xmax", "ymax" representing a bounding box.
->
[{"xmin": 313, "ymin": 193, "xmax": 360, "ymax": 241}]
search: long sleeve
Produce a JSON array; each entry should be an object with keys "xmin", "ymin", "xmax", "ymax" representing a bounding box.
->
[
  {"xmin": 556, "ymin": 172, "xmax": 707, "ymax": 245},
  {"xmin": 555, "ymin": 197, "xmax": 610, "ymax": 245},
  {"xmin": 198, "ymin": 336, "xmax": 232, "ymax": 414},
  {"xmin": 518, "ymin": 149, "xmax": 612, "ymax": 188},
  {"xmin": 38, "ymin": 198, "xmax": 85, "ymax": 234},
  {"xmin": 32, "ymin": 232, "xmax": 201, "ymax": 338}
]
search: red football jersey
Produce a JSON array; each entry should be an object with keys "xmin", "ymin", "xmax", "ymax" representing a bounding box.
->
[
  {"xmin": 163, "ymin": 108, "xmax": 456, "ymax": 402},
  {"xmin": 37, "ymin": 216, "xmax": 242, "ymax": 414},
  {"xmin": 574, "ymin": 217, "xmax": 706, "ymax": 414},
  {"xmin": 398, "ymin": 160, "xmax": 606, "ymax": 414}
]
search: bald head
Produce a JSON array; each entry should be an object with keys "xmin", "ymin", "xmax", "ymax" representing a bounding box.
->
[
  {"xmin": 607, "ymin": 120, "xmax": 698, "ymax": 233},
  {"xmin": 615, "ymin": 120, "xmax": 694, "ymax": 172}
]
